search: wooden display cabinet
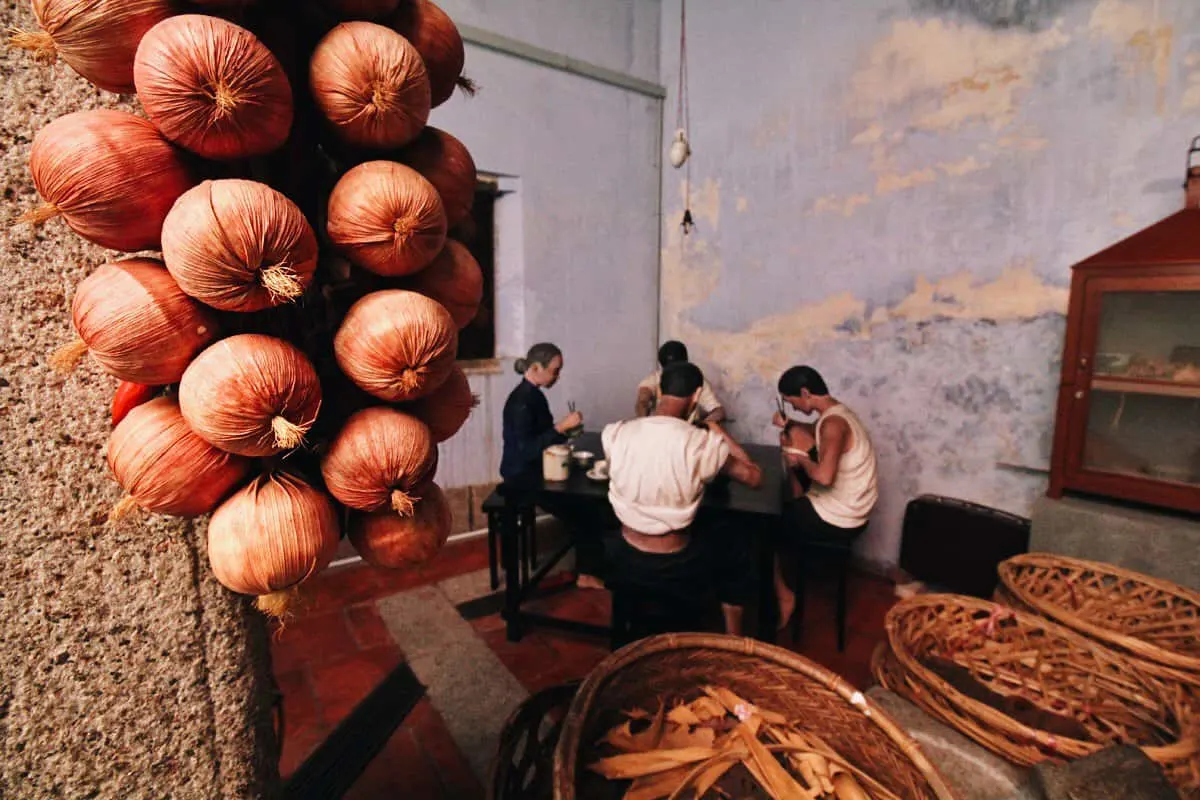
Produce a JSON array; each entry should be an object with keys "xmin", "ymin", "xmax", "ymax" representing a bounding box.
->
[{"xmin": 1048, "ymin": 145, "xmax": 1200, "ymax": 514}]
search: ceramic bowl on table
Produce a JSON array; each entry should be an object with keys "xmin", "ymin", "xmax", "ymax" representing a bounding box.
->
[{"xmin": 571, "ymin": 450, "xmax": 595, "ymax": 471}]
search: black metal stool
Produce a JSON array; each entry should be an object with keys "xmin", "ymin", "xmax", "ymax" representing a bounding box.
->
[
  {"xmin": 484, "ymin": 490, "xmax": 538, "ymax": 590},
  {"xmin": 608, "ymin": 579, "xmax": 719, "ymax": 650},
  {"xmin": 790, "ymin": 523, "xmax": 867, "ymax": 652}
]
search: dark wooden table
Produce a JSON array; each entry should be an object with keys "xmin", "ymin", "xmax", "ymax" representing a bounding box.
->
[{"xmin": 497, "ymin": 432, "xmax": 785, "ymax": 642}]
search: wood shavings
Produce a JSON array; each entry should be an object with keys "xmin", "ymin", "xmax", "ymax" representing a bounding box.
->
[{"xmin": 587, "ymin": 687, "xmax": 884, "ymax": 799}]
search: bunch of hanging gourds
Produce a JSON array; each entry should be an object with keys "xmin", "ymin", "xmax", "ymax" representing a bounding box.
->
[{"xmin": 12, "ymin": 0, "xmax": 485, "ymax": 618}]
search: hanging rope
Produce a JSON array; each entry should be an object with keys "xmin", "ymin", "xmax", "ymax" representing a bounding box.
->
[{"xmin": 677, "ymin": 0, "xmax": 693, "ymax": 234}]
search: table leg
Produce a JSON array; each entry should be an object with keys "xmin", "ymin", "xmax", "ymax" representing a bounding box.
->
[
  {"xmin": 756, "ymin": 520, "xmax": 778, "ymax": 641},
  {"xmin": 501, "ymin": 499, "xmax": 524, "ymax": 642}
]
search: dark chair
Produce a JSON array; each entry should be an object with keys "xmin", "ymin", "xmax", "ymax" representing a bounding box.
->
[
  {"xmin": 484, "ymin": 490, "xmax": 538, "ymax": 591},
  {"xmin": 608, "ymin": 579, "xmax": 719, "ymax": 650},
  {"xmin": 898, "ymin": 494, "xmax": 1030, "ymax": 599},
  {"xmin": 790, "ymin": 523, "xmax": 867, "ymax": 653}
]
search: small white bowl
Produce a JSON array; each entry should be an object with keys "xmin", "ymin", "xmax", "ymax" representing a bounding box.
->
[{"xmin": 572, "ymin": 450, "xmax": 595, "ymax": 468}]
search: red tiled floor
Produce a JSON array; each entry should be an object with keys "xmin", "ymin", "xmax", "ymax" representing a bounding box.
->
[
  {"xmin": 270, "ymin": 609, "xmax": 359, "ymax": 673},
  {"xmin": 346, "ymin": 603, "xmax": 393, "ymax": 650},
  {"xmin": 407, "ymin": 699, "xmax": 486, "ymax": 799},
  {"xmin": 342, "ymin": 726, "xmax": 444, "ymax": 800},
  {"xmin": 273, "ymin": 539, "xmax": 487, "ymax": 792},
  {"xmin": 310, "ymin": 644, "xmax": 406, "ymax": 726}
]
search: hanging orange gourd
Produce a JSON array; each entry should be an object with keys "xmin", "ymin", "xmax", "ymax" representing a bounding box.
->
[
  {"xmin": 21, "ymin": 110, "xmax": 195, "ymax": 251},
  {"xmin": 161, "ymin": 180, "xmax": 318, "ymax": 312},
  {"xmin": 107, "ymin": 397, "xmax": 251, "ymax": 521},
  {"xmin": 321, "ymin": 406, "xmax": 436, "ymax": 515},
  {"xmin": 396, "ymin": 126, "xmax": 476, "ymax": 228},
  {"xmin": 310, "ymin": 21, "xmax": 430, "ymax": 149},
  {"xmin": 326, "ymin": 160, "xmax": 447, "ymax": 276},
  {"xmin": 207, "ymin": 471, "xmax": 341, "ymax": 617},
  {"xmin": 8, "ymin": 0, "xmax": 174, "ymax": 94},
  {"xmin": 52, "ymin": 258, "xmax": 219, "ymax": 384},
  {"xmin": 403, "ymin": 365, "xmax": 476, "ymax": 443},
  {"xmin": 134, "ymin": 15, "xmax": 293, "ymax": 159},
  {"xmin": 349, "ymin": 480, "xmax": 452, "ymax": 568},
  {"xmin": 319, "ymin": 0, "xmax": 401, "ymax": 20},
  {"xmin": 388, "ymin": 0, "xmax": 468, "ymax": 108},
  {"xmin": 334, "ymin": 289, "xmax": 458, "ymax": 402},
  {"xmin": 403, "ymin": 240, "xmax": 483, "ymax": 329},
  {"xmin": 179, "ymin": 334, "xmax": 322, "ymax": 456}
]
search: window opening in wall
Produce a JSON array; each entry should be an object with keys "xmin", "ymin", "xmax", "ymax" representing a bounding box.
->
[{"xmin": 450, "ymin": 180, "xmax": 497, "ymax": 361}]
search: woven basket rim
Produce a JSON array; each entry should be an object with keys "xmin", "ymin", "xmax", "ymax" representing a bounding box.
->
[
  {"xmin": 551, "ymin": 632, "xmax": 958, "ymax": 800},
  {"xmin": 998, "ymin": 552, "xmax": 1200, "ymax": 675},
  {"xmin": 885, "ymin": 593, "xmax": 1200, "ymax": 764}
]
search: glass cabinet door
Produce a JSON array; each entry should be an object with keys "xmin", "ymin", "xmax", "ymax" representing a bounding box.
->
[{"xmin": 1081, "ymin": 289, "xmax": 1200, "ymax": 486}]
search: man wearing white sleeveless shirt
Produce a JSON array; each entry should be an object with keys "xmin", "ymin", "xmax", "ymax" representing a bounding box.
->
[{"xmin": 771, "ymin": 366, "xmax": 878, "ymax": 630}]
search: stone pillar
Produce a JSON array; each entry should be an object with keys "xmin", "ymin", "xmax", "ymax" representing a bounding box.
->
[{"xmin": 0, "ymin": 5, "xmax": 278, "ymax": 796}]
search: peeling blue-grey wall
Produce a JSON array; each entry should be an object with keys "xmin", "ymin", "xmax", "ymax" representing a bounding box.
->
[
  {"xmin": 430, "ymin": 0, "xmax": 662, "ymax": 488},
  {"xmin": 658, "ymin": 0, "xmax": 1200, "ymax": 566}
]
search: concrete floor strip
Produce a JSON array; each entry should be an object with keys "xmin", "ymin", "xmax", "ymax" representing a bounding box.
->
[{"xmin": 377, "ymin": 585, "xmax": 529, "ymax": 784}]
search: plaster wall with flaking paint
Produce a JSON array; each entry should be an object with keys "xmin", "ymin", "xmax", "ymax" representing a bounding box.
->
[{"xmin": 658, "ymin": 0, "xmax": 1200, "ymax": 566}]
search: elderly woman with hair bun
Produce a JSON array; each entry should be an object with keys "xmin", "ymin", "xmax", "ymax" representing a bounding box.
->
[{"xmin": 501, "ymin": 342, "xmax": 606, "ymax": 589}]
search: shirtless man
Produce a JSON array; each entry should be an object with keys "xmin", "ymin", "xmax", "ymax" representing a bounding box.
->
[{"xmin": 605, "ymin": 362, "xmax": 761, "ymax": 634}]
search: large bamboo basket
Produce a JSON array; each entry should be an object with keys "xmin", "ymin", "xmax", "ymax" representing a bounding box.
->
[
  {"xmin": 997, "ymin": 552, "xmax": 1200, "ymax": 684},
  {"xmin": 554, "ymin": 633, "xmax": 956, "ymax": 800},
  {"xmin": 880, "ymin": 594, "xmax": 1200, "ymax": 794}
]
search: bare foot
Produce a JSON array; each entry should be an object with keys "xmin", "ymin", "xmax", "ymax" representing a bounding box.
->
[
  {"xmin": 576, "ymin": 573, "xmax": 605, "ymax": 590},
  {"xmin": 776, "ymin": 587, "xmax": 796, "ymax": 631}
]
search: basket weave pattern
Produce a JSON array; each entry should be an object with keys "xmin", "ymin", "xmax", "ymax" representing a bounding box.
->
[
  {"xmin": 554, "ymin": 633, "xmax": 956, "ymax": 800},
  {"xmin": 880, "ymin": 594, "xmax": 1200, "ymax": 793},
  {"xmin": 998, "ymin": 553, "xmax": 1200, "ymax": 680}
]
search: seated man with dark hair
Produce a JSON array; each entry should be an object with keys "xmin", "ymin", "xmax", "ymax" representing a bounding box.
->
[
  {"xmin": 635, "ymin": 340, "xmax": 726, "ymax": 423},
  {"xmin": 772, "ymin": 365, "xmax": 879, "ymax": 628},
  {"xmin": 604, "ymin": 362, "xmax": 762, "ymax": 635}
]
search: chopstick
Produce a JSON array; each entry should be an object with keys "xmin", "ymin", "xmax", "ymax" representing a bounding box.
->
[{"xmin": 568, "ymin": 400, "xmax": 576, "ymax": 414}]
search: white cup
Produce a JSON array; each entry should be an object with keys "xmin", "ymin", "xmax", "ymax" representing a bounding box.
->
[{"xmin": 592, "ymin": 459, "xmax": 609, "ymax": 479}]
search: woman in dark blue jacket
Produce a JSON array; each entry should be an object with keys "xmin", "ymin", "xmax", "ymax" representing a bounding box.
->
[
  {"xmin": 500, "ymin": 342, "xmax": 605, "ymax": 587},
  {"xmin": 500, "ymin": 342, "xmax": 581, "ymax": 481}
]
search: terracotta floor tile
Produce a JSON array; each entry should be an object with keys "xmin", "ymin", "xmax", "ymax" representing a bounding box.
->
[
  {"xmin": 270, "ymin": 609, "xmax": 358, "ymax": 673},
  {"xmin": 345, "ymin": 602, "xmax": 394, "ymax": 650},
  {"xmin": 304, "ymin": 564, "xmax": 385, "ymax": 613},
  {"xmin": 479, "ymin": 628, "xmax": 561, "ymax": 689},
  {"xmin": 406, "ymin": 699, "xmax": 485, "ymax": 799},
  {"xmin": 278, "ymin": 721, "xmax": 330, "ymax": 779},
  {"xmin": 342, "ymin": 727, "xmax": 444, "ymax": 800},
  {"xmin": 310, "ymin": 644, "xmax": 406, "ymax": 727},
  {"xmin": 468, "ymin": 612, "xmax": 507, "ymax": 635},
  {"xmin": 275, "ymin": 668, "xmax": 318, "ymax": 731}
]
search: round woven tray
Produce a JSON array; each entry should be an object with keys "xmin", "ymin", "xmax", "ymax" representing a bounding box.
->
[
  {"xmin": 553, "ymin": 633, "xmax": 956, "ymax": 800},
  {"xmin": 880, "ymin": 594, "xmax": 1200, "ymax": 793},
  {"xmin": 998, "ymin": 552, "xmax": 1200, "ymax": 682}
]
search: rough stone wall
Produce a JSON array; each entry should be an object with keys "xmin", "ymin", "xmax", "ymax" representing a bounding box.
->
[
  {"xmin": 0, "ymin": 2, "xmax": 277, "ymax": 797},
  {"xmin": 658, "ymin": 0, "xmax": 1200, "ymax": 567}
]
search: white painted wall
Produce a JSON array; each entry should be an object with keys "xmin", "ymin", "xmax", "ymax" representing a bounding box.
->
[{"xmin": 430, "ymin": 0, "xmax": 663, "ymax": 487}]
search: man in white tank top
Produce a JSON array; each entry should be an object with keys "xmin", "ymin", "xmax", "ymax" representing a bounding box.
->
[{"xmin": 770, "ymin": 366, "xmax": 878, "ymax": 630}]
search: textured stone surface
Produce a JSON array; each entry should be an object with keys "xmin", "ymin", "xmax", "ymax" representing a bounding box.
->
[
  {"xmin": 378, "ymin": 585, "xmax": 528, "ymax": 782},
  {"xmin": 0, "ymin": 2, "xmax": 276, "ymax": 797},
  {"xmin": 866, "ymin": 688, "xmax": 1039, "ymax": 800},
  {"xmin": 1034, "ymin": 745, "xmax": 1178, "ymax": 800},
  {"xmin": 1030, "ymin": 496, "xmax": 1200, "ymax": 590}
]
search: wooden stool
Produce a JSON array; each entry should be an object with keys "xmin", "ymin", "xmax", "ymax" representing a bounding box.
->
[{"xmin": 483, "ymin": 490, "xmax": 537, "ymax": 591}]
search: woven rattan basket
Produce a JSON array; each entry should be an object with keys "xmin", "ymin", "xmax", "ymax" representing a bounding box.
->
[
  {"xmin": 878, "ymin": 594, "xmax": 1200, "ymax": 794},
  {"xmin": 998, "ymin": 552, "xmax": 1200, "ymax": 683},
  {"xmin": 553, "ymin": 633, "xmax": 956, "ymax": 800}
]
